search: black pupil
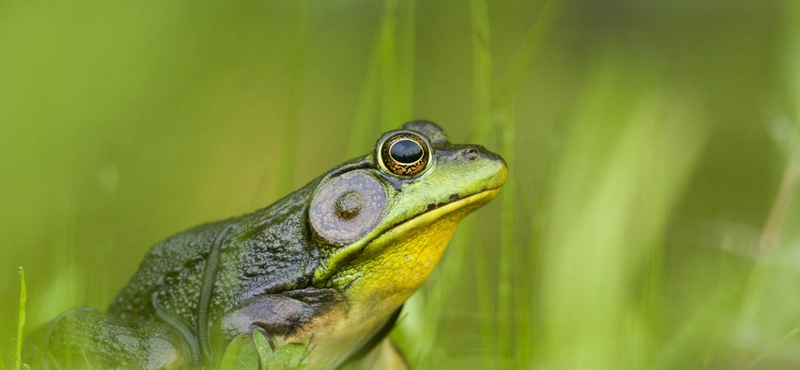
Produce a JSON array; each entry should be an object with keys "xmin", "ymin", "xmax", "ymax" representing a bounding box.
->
[{"xmin": 390, "ymin": 139, "xmax": 424, "ymax": 164}]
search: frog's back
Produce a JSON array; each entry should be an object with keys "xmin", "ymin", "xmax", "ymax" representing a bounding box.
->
[
  {"xmin": 107, "ymin": 183, "xmax": 320, "ymax": 331},
  {"xmin": 107, "ymin": 219, "xmax": 234, "ymax": 327}
]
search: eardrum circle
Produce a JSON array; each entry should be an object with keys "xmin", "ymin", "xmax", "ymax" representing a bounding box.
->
[{"xmin": 309, "ymin": 170, "xmax": 387, "ymax": 245}]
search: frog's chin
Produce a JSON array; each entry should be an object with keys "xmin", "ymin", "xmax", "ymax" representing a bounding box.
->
[
  {"xmin": 341, "ymin": 188, "xmax": 499, "ymax": 317},
  {"xmin": 368, "ymin": 188, "xmax": 500, "ymax": 249},
  {"xmin": 315, "ymin": 188, "xmax": 500, "ymax": 283}
]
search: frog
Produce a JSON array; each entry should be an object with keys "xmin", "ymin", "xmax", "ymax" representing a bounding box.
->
[{"xmin": 23, "ymin": 120, "xmax": 508, "ymax": 370}]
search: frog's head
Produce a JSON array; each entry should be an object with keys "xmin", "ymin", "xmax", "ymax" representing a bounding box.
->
[{"xmin": 308, "ymin": 121, "xmax": 507, "ymax": 320}]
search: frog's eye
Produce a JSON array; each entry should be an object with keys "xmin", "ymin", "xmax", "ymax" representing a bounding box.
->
[{"xmin": 379, "ymin": 133, "xmax": 431, "ymax": 177}]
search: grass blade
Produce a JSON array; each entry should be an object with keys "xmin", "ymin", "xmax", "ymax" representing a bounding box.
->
[
  {"xmin": 497, "ymin": 100, "xmax": 519, "ymax": 369},
  {"xmin": 468, "ymin": 0, "xmax": 493, "ymax": 143},
  {"xmin": 379, "ymin": 0, "xmax": 400, "ymax": 130},
  {"xmin": 15, "ymin": 267, "xmax": 26, "ymax": 370},
  {"xmin": 349, "ymin": 0, "xmax": 415, "ymax": 154},
  {"xmin": 467, "ymin": 0, "xmax": 498, "ymax": 368},
  {"xmin": 253, "ymin": 330, "xmax": 275, "ymax": 369},
  {"xmin": 495, "ymin": 0, "xmax": 565, "ymax": 103},
  {"xmin": 220, "ymin": 335, "xmax": 259, "ymax": 370},
  {"xmin": 399, "ymin": 0, "xmax": 416, "ymax": 120},
  {"xmin": 275, "ymin": 0, "xmax": 309, "ymax": 197}
]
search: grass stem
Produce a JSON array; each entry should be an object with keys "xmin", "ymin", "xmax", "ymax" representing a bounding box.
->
[{"xmin": 15, "ymin": 267, "xmax": 26, "ymax": 370}]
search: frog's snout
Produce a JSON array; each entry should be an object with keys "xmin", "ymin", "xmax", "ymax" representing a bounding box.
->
[
  {"xmin": 461, "ymin": 144, "xmax": 508, "ymax": 191},
  {"xmin": 493, "ymin": 154, "xmax": 509, "ymax": 189}
]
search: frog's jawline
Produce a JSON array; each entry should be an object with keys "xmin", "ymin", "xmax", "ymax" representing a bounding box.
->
[
  {"xmin": 322, "ymin": 188, "xmax": 499, "ymax": 288},
  {"xmin": 369, "ymin": 187, "xmax": 500, "ymax": 246}
]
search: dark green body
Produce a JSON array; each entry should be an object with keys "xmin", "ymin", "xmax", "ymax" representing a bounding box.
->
[
  {"xmin": 25, "ymin": 178, "xmax": 354, "ymax": 368},
  {"xmin": 107, "ymin": 182, "xmax": 324, "ymax": 364}
]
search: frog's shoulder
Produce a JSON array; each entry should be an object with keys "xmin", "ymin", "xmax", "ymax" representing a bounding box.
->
[
  {"xmin": 108, "ymin": 181, "xmax": 321, "ymax": 324},
  {"xmin": 107, "ymin": 217, "xmax": 233, "ymax": 323},
  {"xmin": 216, "ymin": 181, "xmax": 322, "ymax": 304}
]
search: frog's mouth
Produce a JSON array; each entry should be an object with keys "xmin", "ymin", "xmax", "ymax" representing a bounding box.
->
[
  {"xmin": 345, "ymin": 188, "xmax": 501, "ymax": 271},
  {"xmin": 373, "ymin": 188, "xmax": 500, "ymax": 243},
  {"xmin": 327, "ymin": 188, "xmax": 499, "ymax": 303},
  {"xmin": 314, "ymin": 186, "xmax": 503, "ymax": 286}
]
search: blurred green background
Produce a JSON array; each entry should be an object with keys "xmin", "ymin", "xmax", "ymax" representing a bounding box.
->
[{"xmin": 2, "ymin": 0, "xmax": 799, "ymax": 369}]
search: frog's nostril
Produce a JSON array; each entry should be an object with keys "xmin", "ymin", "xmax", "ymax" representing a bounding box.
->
[{"xmin": 464, "ymin": 148, "xmax": 479, "ymax": 161}]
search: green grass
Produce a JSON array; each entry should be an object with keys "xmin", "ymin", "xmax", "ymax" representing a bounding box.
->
[
  {"xmin": 15, "ymin": 268, "xmax": 26, "ymax": 370},
  {"xmin": 2, "ymin": 1, "xmax": 798, "ymax": 369},
  {"xmin": 274, "ymin": 0, "xmax": 309, "ymax": 198},
  {"xmin": 466, "ymin": 0, "xmax": 496, "ymax": 368}
]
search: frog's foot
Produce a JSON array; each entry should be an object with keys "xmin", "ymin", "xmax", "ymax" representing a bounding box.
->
[{"xmin": 23, "ymin": 307, "xmax": 192, "ymax": 370}]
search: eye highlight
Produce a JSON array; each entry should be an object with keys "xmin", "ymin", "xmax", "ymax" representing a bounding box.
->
[
  {"xmin": 380, "ymin": 133, "xmax": 430, "ymax": 176},
  {"xmin": 390, "ymin": 139, "xmax": 424, "ymax": 164}
]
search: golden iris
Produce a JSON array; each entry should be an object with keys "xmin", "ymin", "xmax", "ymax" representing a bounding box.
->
[{"xmin": 381, "ymin": 133, "xmax": 429, "ymax": 176}]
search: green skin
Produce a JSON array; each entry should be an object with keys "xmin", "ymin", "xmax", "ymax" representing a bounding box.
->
[{"xmin": 23, "ymin": 121, "xmax": 508, "ymax": 370}]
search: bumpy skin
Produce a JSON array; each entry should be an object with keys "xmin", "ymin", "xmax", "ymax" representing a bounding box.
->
[
  {"xmin": 106, "ymin": 183, "xmax": 327, "ymax": 365},
  {"xmin": 25, "ymin": 184, "xmax": 331, "ymax": 369},
  {"xmin": 23, "ymin": 121, "xmax": 508, "ymax": 370},
  {"xmin": 23, "ymin": 308, "xmax": 192, "ymax": 369}
]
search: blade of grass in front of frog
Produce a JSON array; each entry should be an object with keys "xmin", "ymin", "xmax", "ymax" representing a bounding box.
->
[
  {"xmin": 14, "ymin": 267, "xmax": 26, "ymax": 370},
  {"xmin": 272, "ymin": 343, "xmax": 310, "ymax": 369},
  {"xmin": 253, "ymin": 330, "xmax": 276, "ymax": 370},
  {"xmin": 220, "ymin": 335, "xmax": 260, "ymax": 370}
]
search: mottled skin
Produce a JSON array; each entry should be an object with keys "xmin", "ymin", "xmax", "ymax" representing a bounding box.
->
[{"xmin": 23, "ymin": 121, "xmax": 508, "ymax": 369}]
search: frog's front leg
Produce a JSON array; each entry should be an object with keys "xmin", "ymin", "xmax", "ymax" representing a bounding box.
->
[
  {"xmin": 215, "ymin": 287, "xmax": 345, "ymax": 346},
  {"xmin": 24, "ymin": 307, "xmax": 192, "ymax": 370},
  {"xmin": 211, "ymin": 288, "xmax": 347, "ymax": 367}
]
